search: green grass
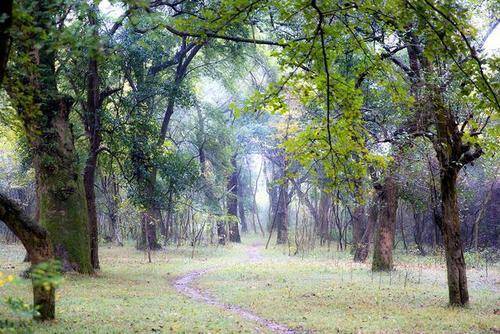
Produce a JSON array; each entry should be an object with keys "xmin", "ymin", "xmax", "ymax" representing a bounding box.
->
[
  {"xmin": 1, "ymin": 243, "xmax": 267, "ymax": 333},
  {"xmin": 199, "ymin": 244, "xmax": 500, "ymax": 333},
  {"xmin": 1, "ymin": 239, "xmax": 499, "ymax": 333}
]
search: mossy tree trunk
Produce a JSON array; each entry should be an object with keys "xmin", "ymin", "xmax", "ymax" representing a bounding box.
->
[
  {"xmin": 34, "ymin": 105, "xmax": 93, "ymax": 273},
  {"xmin": 6, "ymin": 0, "xmax": 92, "ymax": 274}
]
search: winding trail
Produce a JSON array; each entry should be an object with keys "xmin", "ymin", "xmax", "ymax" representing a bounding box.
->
[{"xmin": 173, "ymin": 244, "xmax": 296, "ymax": 334}]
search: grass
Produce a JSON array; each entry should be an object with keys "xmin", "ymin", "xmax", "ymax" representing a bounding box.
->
[
  {"xmin": 200, "ymin": 243, "xmax": 500, "ymax": 333},
  {"xmin": 1, "ymin": 237, "xmax": 499, "ymax": 333},
  {"xmin": 1, "ymin": 243, "xmax": 265, "ymax": 333}
]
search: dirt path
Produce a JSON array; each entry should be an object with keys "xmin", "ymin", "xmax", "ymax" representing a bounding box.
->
[{"xmin": 173, "ymin": 244, "xmax": 296, "ymax": 334}]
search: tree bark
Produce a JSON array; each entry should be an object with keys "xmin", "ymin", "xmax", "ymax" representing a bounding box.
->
[
  {"xmin": 440, "ymin": 169, "xmax": 469, "ymax": 305},
  {"xmin": 0, "ymin": 193, "xmax": 55, "ymax": 320},
  {"xmin": 372, "ymin": 170, "xmax": 398, "ymax": 271}
]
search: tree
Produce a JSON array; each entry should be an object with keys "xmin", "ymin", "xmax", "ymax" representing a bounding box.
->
[{"xmin": 6, "ymin": 0, "xmax": 92, "ymax": 273}]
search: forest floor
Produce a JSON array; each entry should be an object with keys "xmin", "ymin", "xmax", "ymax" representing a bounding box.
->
[{"xmin": 0, "ymin": 237, "xmax": 499, "ymax": 333}]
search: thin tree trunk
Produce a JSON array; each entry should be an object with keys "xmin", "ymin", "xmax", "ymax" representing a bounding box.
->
[
  {"xmin": 83, "ymin": 14, "xmax": 101, "ymax": 268},
  {"xmin": 217, "ymin": 221, "xmax": 226, "ymax": 245},
  {"xmin": 354, "ymin": 201, "xmax": 378, "ymax": 262},
  {"xmin": 318, "ymin": 190, "xmax": 331, "ymax": 245},
  {"xmin": 399, "ymin": 205, "xmax": 408, "ymax": 252},
  {"xmin": 237, "ymin": 170, "xmax": 248, "ymax": 233},
  {"xmin": 228, "ymin": 156, "xmax": 241, "ymax": 243},
  {"xmin": 271, "ymin": 152, "xmax": 288, "ymax": 245},
  {"xmin": 289, "ymin": 179, "xmax": 321, "ymax": 227},
  {"xmin": 252, "ymin": 158, "xmax": 265, "ymax": 236},
  {"xmin": 472, "ymin": 181, "xmax": 494, "ymax": 251},
  {"xmin": 351, "ymin": 204, "xmax": 365, "ymax": 254},
  {"xmin": 138, "ymin": 44, "xmax": 202, "ymax": 248},
  {"xmin": 412, "ymin": 205, "xmax": 426, "ymax": 255}
]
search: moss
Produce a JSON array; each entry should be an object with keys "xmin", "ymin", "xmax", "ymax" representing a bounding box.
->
[{"xmin": 39, "ymin": 167, "xmax": 92, "ymax": 274}]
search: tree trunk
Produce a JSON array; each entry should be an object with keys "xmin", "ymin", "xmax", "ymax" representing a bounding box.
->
[
  {"xmin": 217, "ymin": 221, "xmax": 226, "ymax": 245},
  {"xmin": 354, "ymin": 201, "xmax": 377, "ymax": 262},
  {"xmin": 110, "ymin": 174, "xmax": 123, "ymax": 245},
  {"xmin": 0, "ymin": 193, "xmax": 55, "ymax": 320},
  {"xmin": 84, "ymin": 160, "xmax": 99, "ymax": 269},
  {"xmin": 138, "ymin": 205, "xmax": 162, "ymax": 250},
  {"xmin": 35, "ymin": 130, "xmax": 93, "ymax": 273},
  {"xmin": 412, "ymin": 206, "xmax": 426, "ymax": 255},
  {"xmin": 472, "ymin": 182, "xmax": 494, "ymax": 251},
  {"xmin": 440, "ymin": 169, "xmax": 469, "ymax": 305},
  {"xmin": 276, "ymin": 183, "xmax": 289, "ymax": 244},
  {"xmin": 290, "ymin": 179, "xmax": 321, "ymax": 227},
  {"xmin": 83, "ymin": 6, "xmax": 101, "ymax": 270},
  {"xmin": 399, "ymin": 206, "xmax": 408, "ymax": 252},
  {"xmin": 372, "ymin": 170, "xmax": 398, "ymax": 271},
  {"xmin": 351, "ymin": 204, "xmax": 365, "ymax": 254},
  {"xmin": 228, "ymin": 156, "xmax": 241, "ymax": 243},
  {"xmin": 237, "ymin": 171, "xmax": 248, "ymax": 233},
  {"xmin": 267, "ymin": 151, "xmax": 289, "ymax": 245},
  {"xmin": 318, "ymin": 190, "xmax": 331, "ymax": 245}
]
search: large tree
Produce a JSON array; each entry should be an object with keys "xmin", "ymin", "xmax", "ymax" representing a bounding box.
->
[{"xmin": 5, "ymin": 0, "xmax": 92, "ymax": 273}]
